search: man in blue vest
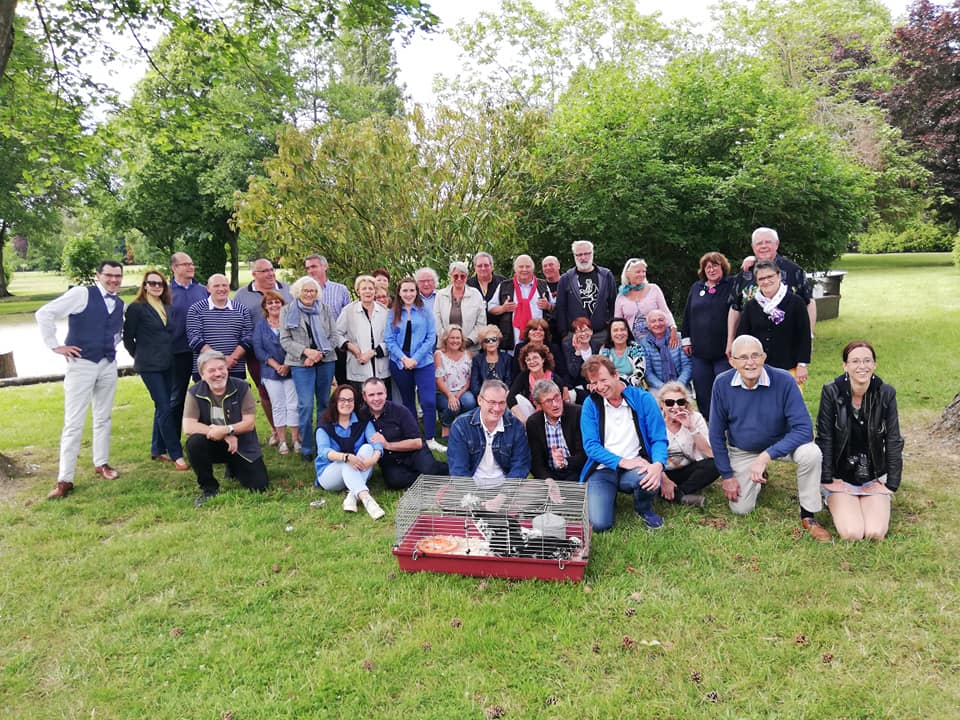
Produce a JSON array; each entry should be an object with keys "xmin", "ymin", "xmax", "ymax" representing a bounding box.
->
[{"xmin": 36, "ymin": 260, "xmax": 125, "ymax": 499}]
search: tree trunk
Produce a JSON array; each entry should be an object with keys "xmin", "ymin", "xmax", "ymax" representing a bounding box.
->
[
  {"xmin": 0, "ymin": 0, "xmax": 16, "ymax": 83},
  {"xmin": 931, "ymin": 392, "xmax": 960, "ymax": 437},
  {"xmin": 0, "ymin": 219, "xmax": 11, "ymax": 298},
  {"xmin": 228, "ymin": 226, "xmax": 239, "ymax": 290}
]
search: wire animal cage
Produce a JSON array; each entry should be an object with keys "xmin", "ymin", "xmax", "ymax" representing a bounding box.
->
[{"xmin": 392, "ymin": 474, "xmax": 591, "ymax": 582}]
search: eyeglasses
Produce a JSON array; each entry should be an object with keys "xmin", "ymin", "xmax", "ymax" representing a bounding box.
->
[
  {"xmin": 100, "ymin": 273, "xmax": 123, "ymax": 279},
  {"xmin": 575, "ymin": 328, "xmax": 592, "ymax": 335},
  {"xmin": 482, "ymin": 337, "xmax": 500, "ymax": 344},
  {"xmin": 755, "ymin": 274, "xmax": 779, "ymax": 284},
  {"xmin": 847, "ymin": 358, "xmax": 875, "ymax": 366},
  {"xmin": 479, "ymin": 397, "xmax": 507, "ymax": 407},
  {"xmin": 732, "ymin": 353, "xmax": 764, "ymax": 362},
  {"xmin": 175, "ymin": 262, "xmax": 194, "ymax": 267},
  {"xmin": 337, "ymin": 397, "xmax": 355, "ymax": 404},
  {"xmin": 145, "ymin": 281, "xmax": 163, "ymax": 287},
  {"xmin": 663, "ymin": 398, "xmax": 687, "ymax": 407}
]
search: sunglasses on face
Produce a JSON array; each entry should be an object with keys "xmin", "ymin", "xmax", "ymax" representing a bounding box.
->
[
  {"xmin": 663, "ymin": 398, "xmax": 687, "ymax": 407},
  {"xmin": 482, "ymin": 338, "xmax": 500, "ymax": 344},
  {"xmin": 145, "ymin": 281, "xmax": 163, "ymax": 287}
]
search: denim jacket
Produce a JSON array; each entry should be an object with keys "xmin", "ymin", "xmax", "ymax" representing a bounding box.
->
[{"xmin": 447, "ymin": 408, "xmax": 531, "ymax": 479}]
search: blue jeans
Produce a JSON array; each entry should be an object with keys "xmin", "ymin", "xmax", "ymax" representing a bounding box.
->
[
  {"xmin": 391, "ymin": 361, "xmax": 437, "ymax": 439},
  {"xmin": 436, "ymin": 390, "xmax": 477, "ymax": 430},
  {"xmin": 139, "ymin": 369, "xmax": 184, "ymax": 461},
  {"xmin": 586, "ymin": 467, "xmax": 658, "ymax": 532},
  {"xmin": 291, "ymin": 362, "xmax": 335, "ymax": 457}
]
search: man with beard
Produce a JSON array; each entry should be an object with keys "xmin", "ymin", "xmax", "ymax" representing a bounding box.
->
[{"xmin": 554, "ymin": 241, "xmax": 617, "ymax": 342}]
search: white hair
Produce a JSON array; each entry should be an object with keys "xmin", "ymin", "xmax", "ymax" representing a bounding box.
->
[
  {"xmin": 731, "ymin": 334, "xmax": 764, "ymax": 357},
  {"xmin": 751, "ymin": 227, "xmax": 779, "ymax": 244},
  {"xmin": 571, "ymin": 240, "xmax": 594, "ymax": 253}
]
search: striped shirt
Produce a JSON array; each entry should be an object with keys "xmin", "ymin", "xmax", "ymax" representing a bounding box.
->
[
  {"xmin": 319, "ymin": 280, "xmax": 351, "ymax": 319},
  {"xmin": 186, "ymin": 297, "xmax": 254, "ymax": 377}
]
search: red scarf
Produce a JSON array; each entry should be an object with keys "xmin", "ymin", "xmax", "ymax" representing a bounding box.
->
[{"xmin": 512, "ymin": 277, "xmax": 536, "ymax": 333}]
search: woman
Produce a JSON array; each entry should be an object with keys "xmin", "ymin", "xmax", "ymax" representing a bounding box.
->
[
  {"xmin": 374, "ymin": 287, "xmax": 391, "ymax": 307},
  {"xmin": 657, "ymin": 382, "xmax": 718, "ymax": 507},
  {"xmin": 681, "ymin": 251, "xmax": 733, "ymax": 419},
  {"xmin": 123, "ymin": 270, "xmax": 189, "ymax": 470},
  {"xmin": 337, "ymin": 275, "xmax": 390, "ymax": 398},
  {"xmin": 816, "ymin": 341, "xmax": 903, "ymax": 541},
  {"xmin": 280, "ymin": 276, "xmax": 340, "ymax": 461},
  {"xmin": 508, "ymin": 343, "xmax": 561, "ymax": 423},
  {"xmin": 511, "ymin": 318, "xmax": 566, "ymax": 381},
  {"xmin": 434, "ymin": 261, "xmax": 486, "ymax": 348},
  {"xmin": 736, "ymin": 259, "xmax": 811, "ymax": 386},
  {"xmin": 434, "ymin": 325, "xmax": 476, "ymax": 446},
  {"xmin": 252, "ymin": 290, "xmax": 300, "ymax": 455},
  {"xmin": 561, "ymin": 317, "xmax": 601, "ymax": 403},
  {"xmin": 599, "ymin": 317, "xmax": 646, "ymax": 387},
  {"xmin": 384, "ymin": 277, "xmax": 438, "ymax": 443},
  {"xmin": 470, "ymin": 324, "xmax": 513, "ymax": 395},
  {"xmin": 641, "ymin": 309, "xmax": 692, "ymax": 390},
  {"xmin": 315, "ymin": 384, "xmax": 386, "ymax": 520},
  {"xmin": 614, "ymin": 258, "xmax": 678, "ymax": 345}
]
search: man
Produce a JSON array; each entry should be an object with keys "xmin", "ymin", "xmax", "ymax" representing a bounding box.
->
[
  {"xmin": 183, "ymin": 350, "xmax": 269, "ymax": 506},
  {"xmin": 447, "ymin": 379, "xmax": 531, "ymax": 485},
  {"xmin": 168, "ymin": 252, "xmax": 208, "ymax": 435},
  {"xmin": 580, "ymin": 356, "xmax": 668, "ymax": 531},
  {"xmin": 554, "ymin": 240, "xmax": 617, "ymax": 340},
  {"xmin": 305, "ymin": 254, "xmax": 351, "ymax": 384},
  {"xmin": 467, "ymin": 251, "xmax": 505, "ymax": 324},
  {"xmin": 361, "ymin": 377, "xmax": 448, "ymax": 490},
  {"xmin": 708, "ymin": 335, "xmax": 830, "ymax": 541},
  {"xmin": 233, "ymin": 258, "xmax": 293, "ymax": 437},
  {"xmin": 36, "ymin": 260, "xmax": 125, "ymax": 499},
  {"xmin": 526, "ymin": 379, "xmax": 586, "ymax": 484},
  {"xmin": 726, "ymin": 227, "xmax": 816, "ymax": 358},
  {"xmin": 186, "ymin": 274, "xmax": 254, "ymax": 380},
  {"xmin": 415, "ymin": 266, "xmax": 439, "ymax": 314},
  {"xmin": 541, "ymin": 255, "xmax": 562, "ymax": 337},
  {"xmin": 487, "ymin": 254, "xmax": 553, "ymax": 350}
]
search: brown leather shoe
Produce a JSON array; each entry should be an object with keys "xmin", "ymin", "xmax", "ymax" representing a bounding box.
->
[
  {"xmin": 94, "ymin": 464, "xmax": 120, "ymax": 480},
  {"xmin": 802, "ymin": 517, "xmax": 832, "ymax": 543},
  {"xmin": 47, "ymin": 481, "xmax": 74, "ymax": 500}
]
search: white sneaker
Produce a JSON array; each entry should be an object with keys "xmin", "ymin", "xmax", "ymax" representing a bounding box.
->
[
  {"xmin": 342, "ymin": 493, "xmax": 358, "ymax": 512},
  {"xmin": 293, "ymin": 440, "xmax": 302, "ymax": 453},
  {"xmin": 363, "ymin": 495, "xmax": 385, "ymax": 520},
  {"xmin": 427, "ymin": 439, "xmax": 447, "ymax": 454},
  {"xmin": 278, "ymin": 441, "xmax": 289, "ymax": 455}
]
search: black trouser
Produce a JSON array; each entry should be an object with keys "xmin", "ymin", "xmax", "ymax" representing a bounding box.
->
[
  {"xmin": 171, "ymin": 352, "xmax": 195, "ymax": 434},
  {"xmin": 185, "ymin": 434, "xmax": 269, "ymax": 493},
  {"xmin": 335, "ymin": 348, "xmax": 348, "ymax": 385},
  {"xmin": 380, "ymin": 447, "xmax": 448, "ymax": 490},
  {"xmin": 663, "ymin": 458, "xmax": 719, "ymax": 498}
]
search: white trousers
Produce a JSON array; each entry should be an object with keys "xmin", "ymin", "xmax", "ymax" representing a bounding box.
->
[
  {"xmin": 59, "ymin": 358, "xmax": 118, "ymax": 483},
  {"xmin": 727, "ymin": 442, "xmax": 822, "ymax": 515},
  {"xmin": 317, "ymin": 443, "xmax": 375, "ymax": 495},
  {"xmin": 262, "ymin": 378, "xmax": 299, "ymax": 428}
]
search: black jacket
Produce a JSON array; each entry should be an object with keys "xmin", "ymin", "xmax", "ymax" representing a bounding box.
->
[
  {"xmin": 816, "ymin": 374, "xmax": 904, "ymax": 490},
  {"xmin": 123, "ymin": 301, "xmax": 175, "ymax": 373},
  {"xmin": 527, "ymin": 403, "xmax": 587, "ymax": 483}
]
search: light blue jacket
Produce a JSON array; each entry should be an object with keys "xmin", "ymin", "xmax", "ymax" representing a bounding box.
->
[{"xmin": 385, "ymin": 305, "xmax": 436, "ymax": 368}]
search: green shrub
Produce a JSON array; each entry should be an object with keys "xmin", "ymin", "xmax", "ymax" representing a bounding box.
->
[
  {"xmin": 61, "ymin": 236, "xmax": 103, "ymax": 284},
  {"xmin": 857, "ymin": 220, "xmax": 954, "ymax": 253},
  {"xmin": 953, "ymin": 231, "xmax": 960, "ymax": 268}
]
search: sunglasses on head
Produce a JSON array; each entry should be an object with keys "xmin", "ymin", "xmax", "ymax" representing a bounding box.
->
[{"xmin": 663, "ymin": 398, "xmax": 687, "ymax": 407}]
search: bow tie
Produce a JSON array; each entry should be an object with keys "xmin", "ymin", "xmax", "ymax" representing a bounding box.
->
[{"xmin": 106, "ymin": 293, "xmax": 118, "ymax": 300}]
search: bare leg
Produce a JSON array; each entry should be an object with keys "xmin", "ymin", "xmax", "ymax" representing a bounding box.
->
[
  {"xmin": 827, "ymin": 493, "xmax": 866, "ymax": 541},
  {"xmin": 860, "ymin": 494, "xmax": 892, "ymax": 541}
]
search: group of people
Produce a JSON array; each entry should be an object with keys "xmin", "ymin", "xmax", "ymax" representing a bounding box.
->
[{"xmin": 36, "ymin": 228, "xmax": 905, "ymax": 541}]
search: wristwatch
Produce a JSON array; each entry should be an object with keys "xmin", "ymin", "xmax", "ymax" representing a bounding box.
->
[{"xmin": 227, "ymin": 424, "xmax": 235, "ymax": 436}]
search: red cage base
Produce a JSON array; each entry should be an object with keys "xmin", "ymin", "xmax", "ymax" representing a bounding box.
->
[{"xmin": 392, "ymin": 514, "xmax": 588, "ymax": 582}]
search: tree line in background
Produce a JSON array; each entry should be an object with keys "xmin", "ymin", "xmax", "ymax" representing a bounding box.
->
[{"xmin": 0, "ymin": 0, "xmax": 958, "ymax": 307}]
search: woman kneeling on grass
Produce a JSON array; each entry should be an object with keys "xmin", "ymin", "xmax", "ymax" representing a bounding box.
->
[
  {"xmin": 815, "ymin": 341, "xmax": 904, "ymax": 541},
  {"xmin": 315, "ymin": 384, "xmax": 386, "ymax": 520}
]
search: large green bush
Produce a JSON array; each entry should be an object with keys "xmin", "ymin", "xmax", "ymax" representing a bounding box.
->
[
  {"xmin": 857, "ymin": 219, "xmax": 954, "ymax": 254},
  {"xmin": 61, "ymin": 236, "xmax": 104, "ymax": 284}
]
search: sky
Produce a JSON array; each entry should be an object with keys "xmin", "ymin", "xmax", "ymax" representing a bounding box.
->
[{"xmin": 87, "ymin": 0, "xmax": 916, "ymax": 108}]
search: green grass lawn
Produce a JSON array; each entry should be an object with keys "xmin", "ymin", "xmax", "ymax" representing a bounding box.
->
[{"xmin": 1, "ymin": 254, "xmax": 958, "ymax": 718}]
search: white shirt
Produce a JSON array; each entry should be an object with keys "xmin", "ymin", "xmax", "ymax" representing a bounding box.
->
[
  {"xmin": 35, "ymin": 281, "xmax": 120, "ymax": 350},
  {"xmin": 474, "ymin": 417, "xmax": 506, "ymax": 489},
  {"xmin": 731, "ymin": 368, "xmax": 771, "ymax": 389},
  {"xmin": 488, "ymin": 279, "xmax": 551, "ymax": 346},
  {"xmin": 599, "ymin": 396, "xmax": 641, "ymax": 468},
  {"xmin": 665, "ymin": 412, "xmax": 710, "ymax": 470},
  {"xmin": 207, "ymin": 296, "xmax": 237, "ymax": 311}
]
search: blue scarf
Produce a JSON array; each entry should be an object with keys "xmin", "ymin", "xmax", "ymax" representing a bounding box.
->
[
  {"xmin": 618, "ymin": 282, "xmax": 647, "ymax": 296},
  {"xmin": 650, "ymin": 332, "xmax": 677, "ymax": 381},
  {"xmin": 286, "ymin": 300, "xmax": 332, "ymax": 354}
]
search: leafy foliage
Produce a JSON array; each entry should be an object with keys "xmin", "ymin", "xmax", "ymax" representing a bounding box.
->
[
  {"xmin": 61, "ymin": 235, "xmax": 103, "ymax": 284},
  {"xmin": 234, "ymin": 104, "xmax": 544, "ymax": 282},
  {"xmin": 885, "ymin": 0, "xmax": 960, "ymax": 225}
]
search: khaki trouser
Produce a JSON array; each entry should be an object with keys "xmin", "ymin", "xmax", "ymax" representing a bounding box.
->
[{"xmin": 727, "ymin": 442, "xmax": 822, "ymax": 515}]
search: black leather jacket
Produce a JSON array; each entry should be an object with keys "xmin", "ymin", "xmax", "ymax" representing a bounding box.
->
[{"xmin": 815, "ymin": 374, "xmax": 904, "ymax": 490}]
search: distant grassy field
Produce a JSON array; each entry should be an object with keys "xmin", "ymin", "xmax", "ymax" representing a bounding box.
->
[{"xmin": 0, "ymin": 253, "xmax": 958, "ymax": 718}]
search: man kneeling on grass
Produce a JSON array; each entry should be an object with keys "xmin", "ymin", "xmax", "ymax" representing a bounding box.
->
[
  {"xmin": 580, "ymin": 355, "xmax": 669, "ymax": 531},
  {"xmin": 183, "ymin": 350, "xmax": 269, "ymax": 506}
]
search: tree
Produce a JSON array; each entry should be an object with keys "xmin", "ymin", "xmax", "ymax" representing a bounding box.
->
[
  {"xmin": 519, "ymin": 53, "xmax": 873, "ymax": 307},
  {"xmin": 234, "ymin": 103, "xmax": 544, "ymax": 282},
  {"xmin": 885, "ymin": 0, "xmax": 960, "ymax": 225},
  {"xmin": 0, "ymin": 17, "xmax": 85, "ymax": 297}
]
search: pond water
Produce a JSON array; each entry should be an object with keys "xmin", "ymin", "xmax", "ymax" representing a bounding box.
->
[{"xmin": 0, "ymin": 316, "xmax": 133, "ymax": 380}]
